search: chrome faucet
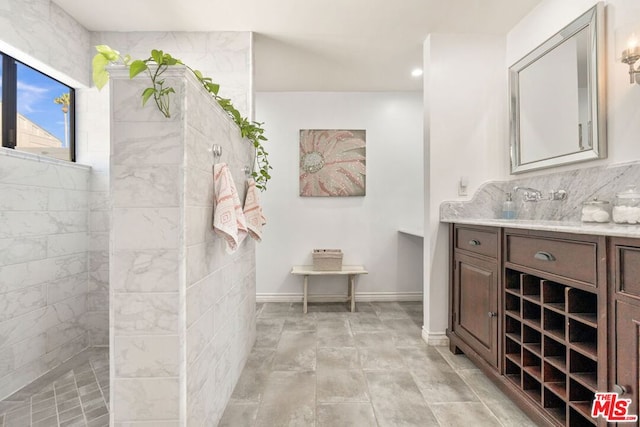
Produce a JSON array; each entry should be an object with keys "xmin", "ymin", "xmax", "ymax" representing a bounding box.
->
[
  {"xmin": 513, "ymin": 186, "xmax": 567, "ymax": 202},
  {"xmin": 513, "ymin": 186, "xmax": 543, "ymax": 201}
]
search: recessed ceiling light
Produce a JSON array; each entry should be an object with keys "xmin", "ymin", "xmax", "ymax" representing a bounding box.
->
[{"xmin": 411, "ymin": 68, "xmax": 423, "ymax": 77}]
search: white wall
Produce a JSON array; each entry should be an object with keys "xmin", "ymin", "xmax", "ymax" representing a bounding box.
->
[
  {"xmin": 506, "ymin": 0, "xmax": 640, "ymax": 176},
  {"xmin": 255, "ymin": 92, "xmax": 423, "ymax": 300},
  {"xmin": 423, "ymin": 34, "xmax": 508, "ymax": 342}
]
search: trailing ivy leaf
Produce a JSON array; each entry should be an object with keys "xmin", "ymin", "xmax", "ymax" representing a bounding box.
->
[
  {"xmin": 206, "ymin": 82, "xmax": 220, "ymax": 95},
  {"xmin": 95, "ymin": 45, "xmax": 120, "ymax": 61},
  {"xmin": 165, "ymin": 56, "xmax": 179, "ymax": 66},
  {"xmin": 92, "ymin": 54, "xmax": 110, "ymax": 89},
  {"xmin": 151, "ymin": 49, "xmax": 163, "ymax": 64},
  {"xmin": 129, "ymin": 60, "xmax": 148, "ymax": 79},
  {"xmin": 141, "ymin": 87, "xmax": 156, "ymax": 106},
  {"xmin": 92, "ymin": 45, "xmax": 272, "ymax": 191}
]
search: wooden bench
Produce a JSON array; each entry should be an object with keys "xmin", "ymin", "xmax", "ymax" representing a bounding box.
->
[{"xmin": 290, "ymin": 265, "xmax": 368, "ymax": 313}]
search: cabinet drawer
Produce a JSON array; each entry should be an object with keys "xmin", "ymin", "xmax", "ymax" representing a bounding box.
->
[
  {"xmin": 455, "ymin": 226, "xmax": 498, "ymax": 259},
  {"xmin": 613, "ymin": 242, "xmax": 640, "ymax": 298},
  {"xmin": 506, "ymin": 235, "xmax": 597, "ymax": 285}
]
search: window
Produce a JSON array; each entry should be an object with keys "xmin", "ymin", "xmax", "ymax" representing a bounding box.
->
[{"xmin": 1, "ymin": 52, "xmax": 75, "ymax": 162}]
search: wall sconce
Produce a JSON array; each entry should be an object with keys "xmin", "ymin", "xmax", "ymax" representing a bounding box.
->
[{"xmin": 621, "ymin": 33, "xmax": 640, "ymax": 84}]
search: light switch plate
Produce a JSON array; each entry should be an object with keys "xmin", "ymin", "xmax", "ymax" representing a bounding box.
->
[{"xmin": 458, "ymin": 176, "xmax": 468, "ymax": 196}]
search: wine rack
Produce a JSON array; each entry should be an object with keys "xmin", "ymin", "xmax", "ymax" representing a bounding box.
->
[{"xmin": 504, "ymin": 269, "xmax": 599, "ymax": 426}]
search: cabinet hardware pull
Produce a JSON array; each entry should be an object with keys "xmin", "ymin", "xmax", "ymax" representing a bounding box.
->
[
  {"xmin": 469, "ymin": 239, "xmax": 481, "ymax": 246},
  {"xmin": 613, "ymin": 384, "xmax": 627, "ymax": 395},
  {"xmin": 534, "ymin": 251, "xmax": 555, "ymax": 261},
  {"xmin": 488, "ymin": 312, "xmax": 497, "ymax": 317}
]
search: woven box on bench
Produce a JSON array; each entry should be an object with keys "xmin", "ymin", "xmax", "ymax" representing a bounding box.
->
[{"xmin": 312, "ymin": 249, "xmax": 343, "ymax": 271}]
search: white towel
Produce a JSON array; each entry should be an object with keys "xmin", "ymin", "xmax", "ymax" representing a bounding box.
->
[
  {"xmin": 243, "ymin": 178, "xmax": 267, "ymax": 241},
  {"xmin": 212, "ymin": 163, "xmax": 247, "ymax": 253}
]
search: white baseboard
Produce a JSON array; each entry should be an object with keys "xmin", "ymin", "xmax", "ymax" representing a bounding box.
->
[
  {"xmin": 421, "ymin": 328, "xmax": 449, "ymax": 347},
  {"xmin": 256, "ymin": 292, "xmax": 422, "ymax": 303}
]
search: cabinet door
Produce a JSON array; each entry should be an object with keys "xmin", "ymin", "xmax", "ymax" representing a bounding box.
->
[
  {"xmin": 453, "ymin": 252, "xmax": 498, "ymax": 367},
  {"xmin": 615, "ymin": 300, "xmax": 640, "ymax": 422}
]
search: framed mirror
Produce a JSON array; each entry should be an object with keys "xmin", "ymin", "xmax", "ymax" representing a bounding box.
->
[{"xmin": 510, "ymin": 2, "xmax": 606, "ymax": 174}]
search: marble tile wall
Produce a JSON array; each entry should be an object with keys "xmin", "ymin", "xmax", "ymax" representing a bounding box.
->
[
  {"xmin": 91, "ymin": 31, "xmax": 254, "ymax": 119},
  {"xmin": 76, "ymin": 88, "xmax": 111, "ymax": 348},
  {"xmin": 79, "ymin": 29, "xmax": 254, "ymax": 351},
  {"xmin": 109, "ymin": 69, "xmax": 184, "ymax": 426},
  {"xmin": 441, "ymin": 160, "xmax": 640, "ymax": 222},
  {"xmin": 0, "ymin": 0, "xmax": 91, "ymax": 87},
  {"xmin": 183, "ymin": 72, "xmax": 256, "ymax": 426},
  {"xmin": 109, "ymin": 67, "xmax": 256, "ymax": 426},
  {"xmin": 0, "ymin": 149, "xmax": 91, "ymax": 401}
]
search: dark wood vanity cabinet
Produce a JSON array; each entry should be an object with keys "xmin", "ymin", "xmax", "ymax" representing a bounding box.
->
[
  {"xmin": 610, "ymin": 238, "xmax": 640, "ymax": 423},
  {"xmin": 450, "ymin": 225, "xmax": 500, "ymax": 368},
  {"xmin": 448, "ymin": 224, "xmax": 615, "ymax": 427},
  {"xmin": 503, "ymin": 229, "xmax": 607, "ymax": 427}
]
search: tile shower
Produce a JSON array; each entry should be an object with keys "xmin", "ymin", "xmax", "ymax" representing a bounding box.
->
[
  {"xmin": 0, "ymin": 66, "xmax": 255, "ymax": 425},
  {"xmin": 0, "ymin": 1, "xmax": 257, "ymax": 423},
  {"xmin": 0, "ymin": 151, "xmax": 91, "ymax": 401},
  {"xmin": 0, "ymin": 64, "xmax": 257, "ymax": 427},
  {"xmin": 109, "ymin": 67, "xmax": 256, "ymax": 425}
]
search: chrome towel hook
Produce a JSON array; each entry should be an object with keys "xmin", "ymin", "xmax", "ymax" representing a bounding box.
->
[{"xmin": 211, "ymin": 144, "xmax": 222, "ymax": 162}]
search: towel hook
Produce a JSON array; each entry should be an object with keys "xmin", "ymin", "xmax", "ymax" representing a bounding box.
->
[
  {"xmin": 242, "ymin": 165, "xmax": 252, "ymax": 177},
  {"xmin": 211, "ymin": 144, "xmax": 222, "ymax": 161}
]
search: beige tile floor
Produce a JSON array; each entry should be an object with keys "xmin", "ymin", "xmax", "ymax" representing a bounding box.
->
[
  {"xmin": 0, "ymin": 302, "xmax": 537, "ymax": 426},
  {"xmin": 0, "ymin": 348, "xmax": 109, "ymax": 427},
  {"xmin": 220, "ymin": 301, "xmax": 537, "ymax": 427}
]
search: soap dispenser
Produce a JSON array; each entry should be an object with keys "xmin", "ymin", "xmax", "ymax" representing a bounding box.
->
[{"xmin": 502, "ymin": 192, "xmax": 516, "ymax": 219}]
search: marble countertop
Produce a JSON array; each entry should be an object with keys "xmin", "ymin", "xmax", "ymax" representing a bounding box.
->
[{"xmin": 440, "ymin": 217, "xmax": 640, "ymax": 238}]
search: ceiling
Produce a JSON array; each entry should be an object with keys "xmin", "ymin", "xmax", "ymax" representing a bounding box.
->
[{"xmin": 52, "ymin": 0, "xmax": 542, "ymax": 91}]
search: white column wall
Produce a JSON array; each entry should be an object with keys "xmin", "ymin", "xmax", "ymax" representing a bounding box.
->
[{"xmin": 423, "ymin": 34, "xmax": 508, "ymax": 343}]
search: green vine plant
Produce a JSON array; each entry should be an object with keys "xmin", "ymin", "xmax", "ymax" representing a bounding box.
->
[{"xmin": 92, "ymin": 45, "xmax": 272, "ymax": 191}]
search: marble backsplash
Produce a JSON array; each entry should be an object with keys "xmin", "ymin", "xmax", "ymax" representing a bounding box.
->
[{"xmin": 441, "ymin": 161, "xmax": 640, "ymax": 222}]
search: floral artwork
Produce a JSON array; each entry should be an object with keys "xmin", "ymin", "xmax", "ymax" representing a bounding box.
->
[{"xmin": 299, "ymin": 129, "xmax": 366, "ymax": 197}]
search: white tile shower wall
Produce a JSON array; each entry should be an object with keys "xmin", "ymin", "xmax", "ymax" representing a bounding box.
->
[
  {"xmin": 0, "ymin": 0, "xmax": 91, "ymax": 87},
  {"xmin": 91, "ymin": 31, "xmax": 254, "ymax": 118},
  {"xmin": 78, "ymin": 30, "xmax": 254, "ymax": 350},
  {"xmin": 109, "ymin": 68, "xmax": 256, "ymax": 425},
  {"xmin": 183, "ymin": 72, "xmax": 256, "ymax": 426},
  {"xmin": 0, "ymin": 0, "xmax": 108, "ymax": 349},
  {"xmin": 0, "ymin": 149, "xmax": 90, "ymax": 400},
  {"xmin": 110, "ymin": 70, "xmax": 184, "ymax": 425},
  {"xmin": 76, "ymin": 87, "xmax": 111, "ymax": 348}
]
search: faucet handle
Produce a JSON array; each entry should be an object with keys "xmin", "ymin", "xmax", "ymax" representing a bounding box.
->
[{"xmin": 549, "ymin": 190, "xmax": 567, "ymax": 201}]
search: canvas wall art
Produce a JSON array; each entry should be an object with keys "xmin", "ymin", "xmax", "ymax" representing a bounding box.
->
[{"xmin": 299, "ymin": 129, "xmax": 366, "ymax": 197}]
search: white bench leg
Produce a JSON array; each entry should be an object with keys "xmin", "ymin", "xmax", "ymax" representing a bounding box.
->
[
  {"xmin": 303, "ymin": 275, "xmax": 308, "ymax": 314},
  {"xmin": 349, "ymin": 274, "xmax": 355, "ymax": 312}
]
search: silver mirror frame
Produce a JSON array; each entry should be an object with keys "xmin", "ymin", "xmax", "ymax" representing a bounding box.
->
[{"xmin": 510, "ymin": 2, "xmax": 606, "ymax": 174}]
